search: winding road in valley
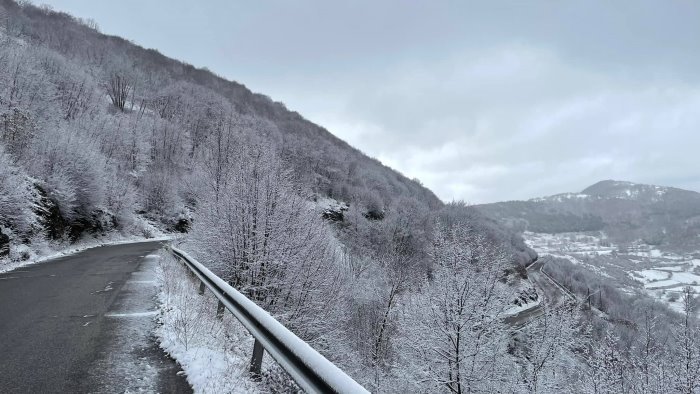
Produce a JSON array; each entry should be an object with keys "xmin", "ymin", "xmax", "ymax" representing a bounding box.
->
[
  {"xmin": 0, "ymin": 241, "xmax": 191, "ymax": 394},
  {"xmin": 527, "ymin": 257, "xmax": 577, "ymax": 307},
  {"xmin": 505, "ymin": 257, "xmax": 578, "ymax": 329}
]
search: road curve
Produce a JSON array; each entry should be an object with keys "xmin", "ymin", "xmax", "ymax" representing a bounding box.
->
[{"xmin": 0, "ymin": 241, "xmax": 191, "ymax": 394}]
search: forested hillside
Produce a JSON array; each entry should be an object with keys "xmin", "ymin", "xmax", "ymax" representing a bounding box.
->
[
  {"xmin": 0, "ymin": 0, "xmax": 538, "ymax": 269},
  {"xmin": 0, "ymin": 1, "xmax": 544, "ymax": 391}
]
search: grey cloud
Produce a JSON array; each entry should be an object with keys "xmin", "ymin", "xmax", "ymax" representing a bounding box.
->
[{"xmin": 44, "ymin": 0, "xmax": 700, "ymax": 202}]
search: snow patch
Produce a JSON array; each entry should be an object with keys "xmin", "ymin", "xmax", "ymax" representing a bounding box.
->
[
  {"xmin": 105, "ymin": 311, "xmax": 159, "ymax": 318},
  {"xmin": 637, "ymin": 269, "xmax": 671, "ymax": 283}
]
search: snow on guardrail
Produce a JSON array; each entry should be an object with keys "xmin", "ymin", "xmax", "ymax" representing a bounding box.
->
[{"xmin": 168, "ymin": 246, "xmax": 369, "ymax": 394}]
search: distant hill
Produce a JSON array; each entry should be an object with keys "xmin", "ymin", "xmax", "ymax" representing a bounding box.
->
[{"xmin": 476, "ymin": 180, "xmax": 700, "ymax": 250}]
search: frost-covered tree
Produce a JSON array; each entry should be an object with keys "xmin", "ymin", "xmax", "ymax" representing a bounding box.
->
[
  {"xmin": 673, "ymin": 287, "xmax": 700, "ymax": 394},
  {"xmin": 105, "ymin": 73, "xmax": 132, "ymax": 111},
  {"xmin": 517, "ymin": 304, "xmax": 579, "ymax": 393},
  {"xmin": 0, "ymin": 144, "xmax": 36, "ymax": 235},
  {"xmin": 581, "ymin": 326, "xmax": 628, "ymax": 394},
  {"xmin": 190, "ymin": 133, "xmax": 341, "ymax": 340},
  {"xmin": 628, "ymin": 308, "xmax": 667, "ymax": 393},
  {"xmin": 397, "ymin": 221, "xmax": 517, "ymax": 393},
  {"xmin": 0, "ymin": 108, "xmax": 34, "ymax": 157}
]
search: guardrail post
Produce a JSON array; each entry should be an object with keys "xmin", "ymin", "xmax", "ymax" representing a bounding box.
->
[
  {"xmin": 216, "ymin": 300, "xmax": 225, "ymax": 319},
  {"xmin": 249, "ymin": 339, "xmax": 264, "ymax": 380},
  {"xmin": 198, "ymin": 280, "xmax": 205, "ymax": 295}
]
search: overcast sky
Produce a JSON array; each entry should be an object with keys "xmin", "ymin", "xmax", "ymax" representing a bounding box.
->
[{"xmin": 43, "ymin": 0, "xmax": 700, "ymax": 203}]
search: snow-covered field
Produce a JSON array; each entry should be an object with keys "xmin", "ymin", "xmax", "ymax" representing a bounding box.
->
[
  {"xmin": 525, "ymin": 231, "xmax": 616, "ymax": 279},
  {"xmin": 524, "ymin": 231, "xmax": 616, "ymax": 257},
  {"xmin": 524, "ymin": 231, "xmax": 700, "ymax": 313}
]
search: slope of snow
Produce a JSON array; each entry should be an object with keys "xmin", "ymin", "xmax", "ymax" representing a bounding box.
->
[
  {"xmin": 167, "ymin": 247, "xmax": 370, "ymax": 394},
  {"xmin": 527, "ymin": 180, "xmax": 684, "ymax": 204},
  {"xmin": 529, "ymin": 193, "xmax": 590, "ymax": 202}
]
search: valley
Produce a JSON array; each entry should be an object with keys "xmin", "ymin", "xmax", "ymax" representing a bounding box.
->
[
  {"xmin": 524, "ymin": 230, "xmax": 700, "ymax": 314},
  {"xmin": 1, "ymin": 0, "xmax": 699, "ymax": 392},
  {"xmin": 475, "ymin": 179, "xmax": 700, "ymax": 328}
]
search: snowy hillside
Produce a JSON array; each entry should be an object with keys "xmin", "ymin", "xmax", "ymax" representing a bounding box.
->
[
  {"xmin": 0, "ymin": 2, "xmax": 540, "ymax": 392},
  {"xmin": 529, "ymin": 181, "xmax": 676, "ymax": 203}
]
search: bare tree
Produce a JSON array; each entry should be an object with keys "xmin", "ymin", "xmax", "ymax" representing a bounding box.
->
[
  {"xmin": 105, "ymin": 73, "xmax": 131, "ymax": 111},
  {"xmin": 628, "ymin": 308, "xmax": 666, "ymax": 393},
  {"xmin": 674, "ymin": 286, "xmax": 700, "ymax": 394}
]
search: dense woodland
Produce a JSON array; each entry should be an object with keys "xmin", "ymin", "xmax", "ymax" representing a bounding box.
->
[{"xmin": 0, "ymin": 2, "xmax": 699, "ymax": 393}]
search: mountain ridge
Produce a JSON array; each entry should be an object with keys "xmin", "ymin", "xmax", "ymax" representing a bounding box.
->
[
  {"xmin": 476, "ymin": 180, "xmax": 700, "ymax": 250},
  {"xmin": 529, "ymin": 180, "xmax": 700, "ymax": 202}
]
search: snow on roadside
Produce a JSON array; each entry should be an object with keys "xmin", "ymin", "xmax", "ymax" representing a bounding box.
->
[
  {"xmin": 504, "ymin": 297, "xmax": 541, "ymax": 317},
  {"xmin": 154, "ymin": 250, "xmax": 261, "ymax": 394},
  {"xmin": 85, "ymin": 253, "xmax": 176, "ymax": 392},
  {"xmin": 0, "ymin": 229, "xmax": 173, "ymax": 275}
]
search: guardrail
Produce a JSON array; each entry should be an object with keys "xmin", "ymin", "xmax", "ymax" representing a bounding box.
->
[
  {"xmin": 168, "ymin": 246, "xmax": 369, "ymax": 394},
  {"xmin": 537, "ymin": 257, "xmax": 578, "ymax": 302}
]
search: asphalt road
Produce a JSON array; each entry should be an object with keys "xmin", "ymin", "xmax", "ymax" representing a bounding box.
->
[
  {"xmin": 505, "ymin": 258, "xmax": 577, "ymax": 329},
  {"xmin": 0, "ymin": 241, "xmax": 192, "ymax": 394}
]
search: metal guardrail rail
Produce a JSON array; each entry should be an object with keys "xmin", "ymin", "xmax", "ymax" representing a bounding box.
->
[
  {"xmin": 168, "ymin": 246, "xmax": 369, "ymax": 394},
  {"xmin": 537, "ymin": 257, "xmax": 578, "ymax": 302}
]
